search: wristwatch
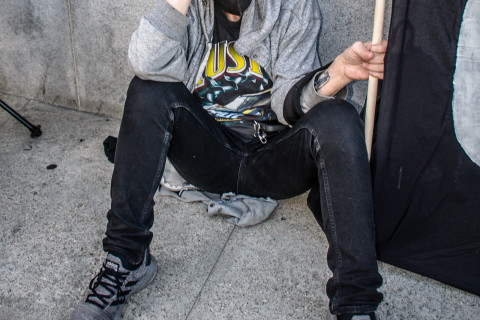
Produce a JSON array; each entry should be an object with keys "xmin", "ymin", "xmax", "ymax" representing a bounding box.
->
[{"xmin": 314, "ymin": 70, "xmax": 330, "ymax": 91}]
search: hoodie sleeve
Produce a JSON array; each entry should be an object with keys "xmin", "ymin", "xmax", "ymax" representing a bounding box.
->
[
  {"xmin": 283, "ymin": 65, "xmax": 348, "ymax": 125},
  {"xmin": 128, "ymin": 0, "xmax": 191, "ymax": 82},
  {"xmin": 268, "ymin": 2, "xmax": 322, "ymax": 125}
]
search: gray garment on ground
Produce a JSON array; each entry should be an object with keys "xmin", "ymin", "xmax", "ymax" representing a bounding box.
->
[{"xmin": 160, "ymin": 160, "xmax": 278, "ymax": 227}]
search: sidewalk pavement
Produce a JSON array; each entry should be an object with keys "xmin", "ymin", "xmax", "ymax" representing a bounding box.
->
[{"xmin": 1, "ymin": 93, "xmax": 478, "ymax": 320}]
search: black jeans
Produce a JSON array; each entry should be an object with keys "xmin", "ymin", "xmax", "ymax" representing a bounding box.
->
[{"xmin": 103, "ymin": 77, "xmax": 383, "ymax": 314}]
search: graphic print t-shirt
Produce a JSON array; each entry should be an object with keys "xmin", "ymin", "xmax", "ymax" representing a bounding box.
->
[{"xmin": 194, "ymin": 8, "xmax": 275, "ymax": 130}]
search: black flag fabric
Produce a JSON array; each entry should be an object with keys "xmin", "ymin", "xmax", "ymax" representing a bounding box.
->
[{"xmin": 372, "ymin": 0, "xmax": 480, "ymax": 295}]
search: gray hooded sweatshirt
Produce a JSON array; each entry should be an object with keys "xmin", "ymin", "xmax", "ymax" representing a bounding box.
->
[{"xmin": 128, "ymin": 0, "xmax": 326, "ymax": 125}]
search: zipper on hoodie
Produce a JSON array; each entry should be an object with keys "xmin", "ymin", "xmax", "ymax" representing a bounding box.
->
[{"xmin": 192, "ymin": 41, "xmax": 212, "ymax": 93}]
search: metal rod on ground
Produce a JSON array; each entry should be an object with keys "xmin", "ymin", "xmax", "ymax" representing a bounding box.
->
[
  {"xmin": 0, "ymin": 98, "xmax": 42, "ymax": 137},
  {"xmin": 365, "ymin": 0, "xmax": 386, "ymax": 160}
]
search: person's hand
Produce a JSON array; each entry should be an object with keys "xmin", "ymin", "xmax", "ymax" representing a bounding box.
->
[
  {"xmin": 339, "ymin": 40, "xmax": 388, "ymax": 81},
  {"xmin": 316, "ymin": 40, "xmax": 388, "ymax": 97}
]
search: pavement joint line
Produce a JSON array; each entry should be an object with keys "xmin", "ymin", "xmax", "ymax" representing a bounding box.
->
[
  {"xmin": 67, "ymin": 0, "xmax": 81, "ymax": 110},
  {"xmin": 184, "ymin": 224, "xmax": 237, "ymax": 320}
]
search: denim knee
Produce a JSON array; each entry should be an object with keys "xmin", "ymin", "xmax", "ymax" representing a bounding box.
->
[
  {"xmin": 123, "ymin": 77, "xmax": 191, "ymax": 123},
  {"xmin": 300, "ymin": 99, "xmax": 366, "ymax": 155},
  {"xmin": 128, "ymin": 77, "xmax": 190, "ymax": 105},
  {"xmin": 128, "ymin": 77, "xmax": 188, "ymax": 97}
]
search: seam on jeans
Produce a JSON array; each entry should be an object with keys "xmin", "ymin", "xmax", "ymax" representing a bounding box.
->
[
  {"xmin": 138, "ymin": 114, "xmax": 173, "ymax": 251},
  {"xmin": 172, "ymin": 103, "xmax": 249, "ymax": 156},
  {"xmin": 305, "ymin": 123, "xmax": 343, "ymax": 312},
  {"xmin": 319, "ymin": 155, "xmax": 342, "ymax": 311}
]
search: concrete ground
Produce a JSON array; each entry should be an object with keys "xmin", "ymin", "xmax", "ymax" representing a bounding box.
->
[{"xmin": 1, "ymin": 93, "xmax": 479, "ymax": 320}]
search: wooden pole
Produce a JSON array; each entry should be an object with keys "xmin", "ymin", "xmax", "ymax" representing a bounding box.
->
[{"xmin": 365, "ymin": 0, "xmax": 386, "ymax": 160}]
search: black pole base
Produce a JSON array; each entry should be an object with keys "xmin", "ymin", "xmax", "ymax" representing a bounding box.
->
[
  {"xmin": 30, "ymin": 125, "xmax": 42, "ymax": 137},
  {"xmin": 0, "ymin": 98, "xmax": 42, "ymax": 138}
]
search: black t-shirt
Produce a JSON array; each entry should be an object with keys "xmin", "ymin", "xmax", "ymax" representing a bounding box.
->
[{"xmin": 194, "ymin": 7, "xmax": 275, "ymax": 131}]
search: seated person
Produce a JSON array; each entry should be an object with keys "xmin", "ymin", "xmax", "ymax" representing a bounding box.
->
[{"xmin": 72, "ymin": 0, "xmax": 388, "ymax": 319}]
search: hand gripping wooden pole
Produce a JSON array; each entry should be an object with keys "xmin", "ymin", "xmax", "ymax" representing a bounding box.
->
[{"xmin": 365, "ymin": 0, "xmax": 386, "ymax": 160}]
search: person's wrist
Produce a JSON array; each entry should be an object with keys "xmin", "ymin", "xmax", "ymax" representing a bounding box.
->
[
  {"xmin": 333, "ymin": 54, "xmax": 353, "ymax": 84},
  {"xmin": 316, "ymin": 57, "xmax": 351, "ymax": 96}
]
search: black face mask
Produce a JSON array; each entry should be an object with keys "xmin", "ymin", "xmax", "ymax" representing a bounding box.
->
[{"xmin": 214, "ymin": 0, "xmax": 253, "ymax": 15}]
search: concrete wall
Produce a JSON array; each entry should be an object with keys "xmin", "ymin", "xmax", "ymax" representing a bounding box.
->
[{"xmin": 0, "ymin": 0, "xmax": 391, "ymax": 118}]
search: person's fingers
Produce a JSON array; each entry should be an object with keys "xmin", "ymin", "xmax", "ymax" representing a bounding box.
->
[
  {"xmin": 366, "ymin": 43, "xmax": 387, "ymax": 64},
  {"xmin": 351, "ymin": 41, "xmax": 374, "ymax": 61},
  {"xmin": 368, "ymin": 53, "xmax": 385, "ymax": 65},
  {"xmin": 363, "ymin": 62, "xmax": 384, "ymax": 73},
  {"xmin": 368, "ymin": 71, "xmax": 384, "ymax": 80},
  {"xmin": 370, "ymin": 40, "xmax": 388, "ymax": 53}
]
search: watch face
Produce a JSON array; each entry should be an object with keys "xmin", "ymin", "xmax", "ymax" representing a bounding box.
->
[
  {"xmin": 214, "ymin": 0, "xmax": 252, "ymax": 15},
  {"xmin": 314, "ymin": 71, "xmax": 330, "ymax": 91}
]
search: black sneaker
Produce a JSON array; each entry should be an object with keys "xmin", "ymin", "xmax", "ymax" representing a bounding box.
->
[{"xmin": 71, "ymin": 252, "xmax": 157, "ymax": 320}]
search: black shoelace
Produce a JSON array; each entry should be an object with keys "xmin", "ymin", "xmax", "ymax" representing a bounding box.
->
[{"xmin": 85, "ymin": 262, "xmax": 138, "ymax": 309}]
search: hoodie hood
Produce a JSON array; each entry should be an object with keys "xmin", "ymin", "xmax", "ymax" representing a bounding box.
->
[{"xmin": 196, "ymin": 0, "xmax": 281, "ymax": 58}]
